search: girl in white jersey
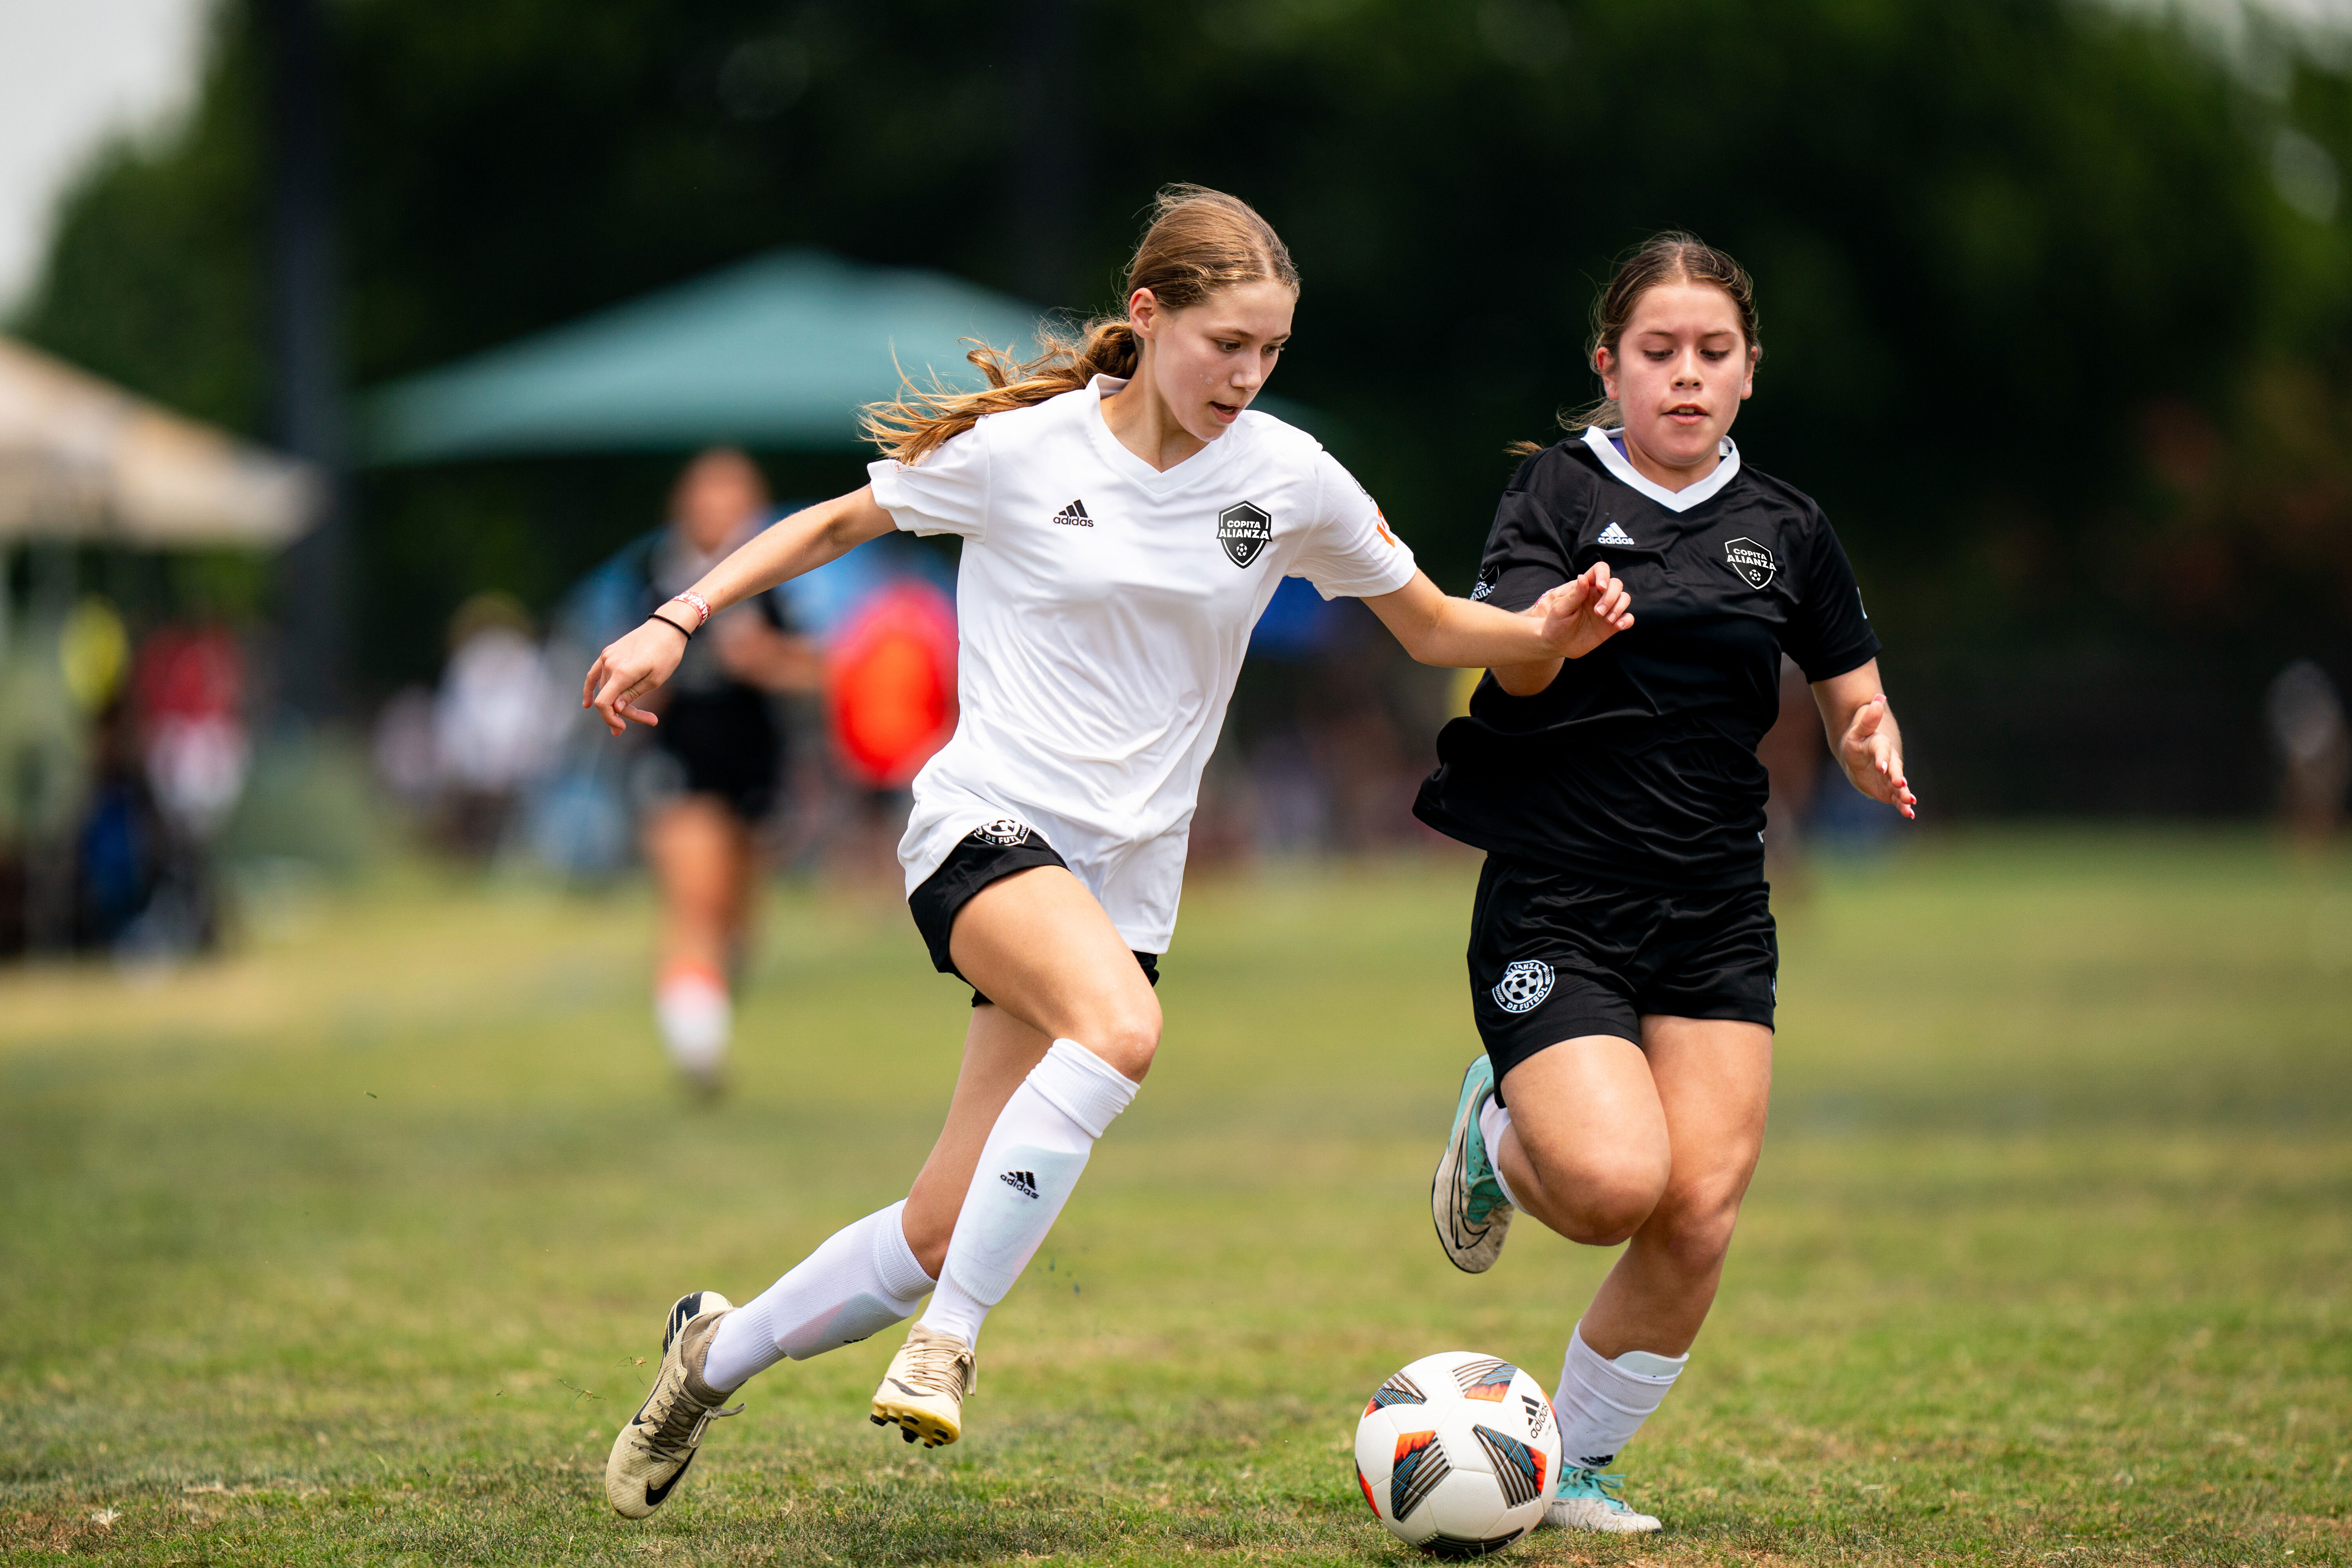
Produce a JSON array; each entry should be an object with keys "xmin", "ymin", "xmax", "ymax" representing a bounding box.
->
[{"xmin": 584, "ymin": 187, "xmax": 1635, "ymax": 1518}]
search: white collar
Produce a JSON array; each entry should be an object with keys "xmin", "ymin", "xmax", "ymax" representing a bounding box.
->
[
  {"xmin": 1083, "ymin": 372, "xmax": 1238, "ymax": 491},
  {"xmin": 1582, "ymin": 425, "xmax": 1742, "ymax": 514}
]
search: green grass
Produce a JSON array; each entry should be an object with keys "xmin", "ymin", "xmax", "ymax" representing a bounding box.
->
[{"xmin": 2, "ymin": 830, "xmax": 2347, "ymax": 1565}]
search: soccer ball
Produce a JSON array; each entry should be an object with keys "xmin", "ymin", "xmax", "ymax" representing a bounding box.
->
[{"xmin": 1353, "ymin": 1350, "xmax": 1560, "ymax": 1557}]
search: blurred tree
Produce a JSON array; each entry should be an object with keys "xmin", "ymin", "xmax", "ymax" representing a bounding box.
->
[{"xmin": 12, "ymin": 0, "xmax": 2351, "ymax": 811}]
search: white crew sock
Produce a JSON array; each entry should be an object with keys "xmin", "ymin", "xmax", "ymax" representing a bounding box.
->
[
  {"xmin": 702, "ymin": 1201, "xmax": 936, "ymax": 1391},
  {"xmin": 656, "ymin": 965, "xmax": 731, "ymax": 1073},
  {"xmin": 1477, "ymin": 1096, "xmax": 1524, "ymax": 1209},
  {"xmin": 918, "ymin": 1039, "xmax": 1137, "ymax": 1347},
  {"xmin": 1553, "ymin": 1321, "xmax": 1687, "ymax": 1469}
]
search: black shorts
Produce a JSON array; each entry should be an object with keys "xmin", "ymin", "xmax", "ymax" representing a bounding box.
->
[
  {"xmin": 1468, "ymin": 856, "xmax": 1776, "ymax": 1103},
  {"xmin": 908, "ymin": 823, "xmax": 1160, "ymax": 1007},
  {"xmin": 649, "ymin": 687, "xmax": 783, "ymax": 822}
]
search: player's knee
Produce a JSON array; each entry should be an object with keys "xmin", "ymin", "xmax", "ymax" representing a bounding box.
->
[
  {"xmin": 1644, "ymin": 1184, "xmax": 1744, "ymax": 1274},
  {"xmin": 1536, "ymin": 1152, "xmax": 1668, "ymax": 1247},
  {"xmin": 1071, "ymin": 992, "xmax": 1161, "ymax": 1082},
  {"xmin": 901, "ymin": 1208, "xmax": 954, "ymax": 1279}
]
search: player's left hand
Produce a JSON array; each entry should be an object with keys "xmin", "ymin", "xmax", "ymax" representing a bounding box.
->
[
  {"xmin": 1838, "ymin": 694, "xmax": 1918, "ymax": 819},
  {"xmin": 1530, "ymin": 563, "xmax": 1634, "ymax": 659}
]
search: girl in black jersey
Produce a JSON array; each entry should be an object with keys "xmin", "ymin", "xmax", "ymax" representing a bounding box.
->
[{"xmin": 1417, "ymin": 234, "xmax": 1915, "ymax": 1535}]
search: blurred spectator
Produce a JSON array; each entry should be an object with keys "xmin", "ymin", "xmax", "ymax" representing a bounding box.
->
[
  {"xmin": 1231, "ymin": 580, "xmax": 1450, "ymax": 861},
  {"xmin": 432, "ymin": 592, "xmax": 563, "ymax": 857},
  {"xmin": 2266, "ymin": 659, "xmax": 2348, "ymax": 845},
  {"xmin": 371, "ymin": 684, "xmax": 439, "ymax": 808}
]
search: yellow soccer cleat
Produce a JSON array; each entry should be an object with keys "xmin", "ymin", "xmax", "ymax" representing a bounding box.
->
[{"xmin": 869, "ymin": 1322, "xmax": 976, "ymax": 1448}]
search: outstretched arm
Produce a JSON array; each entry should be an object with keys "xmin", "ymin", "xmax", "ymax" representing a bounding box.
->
[
  {"xmin": 1363, "ymin": 564, "xmax": 1633, "ymax": 671},
  {"xmin": 583, "ymin": 486, "xmax": 895, "ymax": 734},
  {"xmin": 1813, "ymin": 659, "xmax": 1917, "ymax": 819}
]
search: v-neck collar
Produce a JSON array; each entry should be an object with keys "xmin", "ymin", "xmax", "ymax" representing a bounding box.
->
[
  {"xmin": 1083, "ymin": 374, "xmax": 1240, "ymax": 494},
  {"xmin": 1583, "ymin": 425, "xmax": 1742, "ymax": 514}
]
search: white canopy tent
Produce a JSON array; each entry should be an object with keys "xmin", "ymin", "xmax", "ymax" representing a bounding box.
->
[{"xmin": 0, "ymin": 336, "xmax": 319, "ymax": 547}]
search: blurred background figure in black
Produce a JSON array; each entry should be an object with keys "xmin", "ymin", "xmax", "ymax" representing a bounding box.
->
[{"xmin": 563, "ymin": 448, "xmax": 820, "ymax": 1095}]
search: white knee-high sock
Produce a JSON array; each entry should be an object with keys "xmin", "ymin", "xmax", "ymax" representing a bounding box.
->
[
  {"xmin": 702, "ymin": 1201, "xmax": 936, "ymax": 1391},
  {"xmin": 1553, "ymin": 1321, "xmax": 1688, "ymax": 1470},
  {"xmin": 919, "ymin": 1039, "xmax": 1137, "ymax": 1347},
  {"xmin": 1477, "ymin": 1097, "xmax": 1524, "ymax": 1209}
]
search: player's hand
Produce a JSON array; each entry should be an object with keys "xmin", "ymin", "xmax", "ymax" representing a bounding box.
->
[
  {"xmin": 583, "ymin": 619, "xmax": 688, "ymax": 735},
  {"xmin": 1530, "ymin": 563, "xmax": 1634, "ymax": 660},
  {"xmin": 1837, "ymin": 694, "xmax": 1918, "ymax": 819}
]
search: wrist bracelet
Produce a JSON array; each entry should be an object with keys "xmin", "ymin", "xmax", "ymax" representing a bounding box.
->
[
  {"xmin": 668, "ymin": 590, "xmax": 713, "ymax": 630},
  {"xmin": 644, "ymin": 612, "xmax": 693, "ymax": 641}
]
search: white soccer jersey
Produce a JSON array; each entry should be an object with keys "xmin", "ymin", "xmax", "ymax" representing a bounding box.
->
[{"xmin": 867, "ymin": 374, "xmax": 1417, "ymax": 953}]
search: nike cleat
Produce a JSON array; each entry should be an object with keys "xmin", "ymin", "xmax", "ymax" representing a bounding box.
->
[
  {"xmin": 604, "ymin": 1290, "xmax": 745, "ymax": 1519},
  {"xmin": 1431, "ymin": 1054, "xmax": 1514, "ymax": 1273},
  {"xmin": 869, "ymin": 1322, "xmax": 975, "ymax": 1448},
  {"xmin": 1546, "ymin": 1466, "xmax": 1662, "ymax": 1534}
]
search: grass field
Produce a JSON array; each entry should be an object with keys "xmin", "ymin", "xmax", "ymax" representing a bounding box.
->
[{"xmin": 2, "ymin": 830, "xmax": 2347, "ymax": 1566}]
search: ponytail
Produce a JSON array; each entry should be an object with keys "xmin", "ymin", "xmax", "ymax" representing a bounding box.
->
[
  {"xmin": 864, "ymin": 184, "xmax": 1298, "ymax": 465},
  {"xmin": 860, "ymin": 318, "xmax": 1141, "ymax": 465}
]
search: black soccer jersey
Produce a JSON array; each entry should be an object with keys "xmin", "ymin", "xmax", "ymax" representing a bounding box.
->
[{"xmin": 1414, "ymin": 427, "xmax": 1881, "ymax": 888}]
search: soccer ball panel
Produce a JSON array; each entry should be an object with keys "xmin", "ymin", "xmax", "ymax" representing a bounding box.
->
[{"xmin": 1422, "ymin": 1465, "xmax": 1512, "ymax": 1541}]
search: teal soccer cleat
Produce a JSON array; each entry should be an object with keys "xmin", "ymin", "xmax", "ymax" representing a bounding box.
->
[
  {"xmin": 1546, "ymin": 1466, "xmax": 1662, "ymax": 1534},
  {"xmin": 1430, "ymin": 1054, "xmax": 1514, "ymax": 1272}
]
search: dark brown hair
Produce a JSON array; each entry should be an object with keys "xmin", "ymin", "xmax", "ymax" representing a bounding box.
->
[
  {"xmin": 862, "ymin": 185, "xmax": 1299, "ymax": 463},
  {"xmin": 1512, "ymin": 231, "xmax": 1762, "ymax": 457}
]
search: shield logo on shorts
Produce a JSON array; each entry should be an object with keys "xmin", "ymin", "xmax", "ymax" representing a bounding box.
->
[
  {"xmin": 971, "ymin": 817, "xmax": 1031, "ymax": 848},
  {"xmin": 1491, "ymin": 959, "xmax": 1555, "ymax": 1014},
  {"xmin": 1723, "ymin": 537, "xmax": 1777, "ymax": 590},
  {"xmin": 1216, "ymin": 502, "xmax": 1272, "ymax": 568}
]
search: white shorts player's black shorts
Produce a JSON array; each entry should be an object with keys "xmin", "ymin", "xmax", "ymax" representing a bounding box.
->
[
  {"xmin": 908, "ymin": 819, "xmax": 1160, "ymax": 1008},
  {"xmin": 1468, "ymin": 856, "xmax": 1776, "ymax": 1104}
]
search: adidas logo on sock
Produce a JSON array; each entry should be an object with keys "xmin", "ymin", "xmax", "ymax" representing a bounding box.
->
[
  {"xmin": 1051, "ymin": 499, "xmax": 1093, "ymax": 527},
  {"xmin": 1597, "ymin": 520, "xmax": 1636, "ymax": 546},
  {"xmin": 999, "ymin": 1170, "xmax": 1040, "ymax": 1199}
]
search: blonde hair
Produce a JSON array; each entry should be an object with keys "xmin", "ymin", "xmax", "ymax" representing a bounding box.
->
[
  {"xmin": 1511, "ymin": 231, "xmax": 1762, "ymax": 458},
  {"xmin": 862, "ymin": 184, "xmax": 1299, "ymax": 464}
]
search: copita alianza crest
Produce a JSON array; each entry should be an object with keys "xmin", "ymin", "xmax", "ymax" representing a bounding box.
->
[
  {"xmin": 1723, "ymin": 537, "xmax": 1777, "ymax": 590},
  {"xmin": 1216, "ymin": 501, "xmax": 1272, "ymax": 568},
  {"xmin": 1492, "ymin": 959, "xmax": 1554, "ymax": 1014},
  {"xmin": 970, "ymin": 817, "xmax": 1031, "ymax": 847}
]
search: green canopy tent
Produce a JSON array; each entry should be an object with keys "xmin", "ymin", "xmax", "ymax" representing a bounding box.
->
[
  {"xmin": 361, "ymin": 249, "xmax": 1046, "ymax": 461},
  {"xmin": 359, "ymin": 248, "xmax": 1322, "ymax": 462}
]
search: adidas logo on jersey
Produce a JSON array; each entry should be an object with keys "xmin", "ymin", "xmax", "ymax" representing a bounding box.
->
[
  {"xmin": 999, "ymin": 1170, "xmax": 1040, "ymax": 1200},
  {"xmin": 1597, "ymin": 520, "xmax": 1637, "ymax": 546},
  {"xmin": 1052, "ymin": 499, "xmax": 1094, "ymax": 527}
]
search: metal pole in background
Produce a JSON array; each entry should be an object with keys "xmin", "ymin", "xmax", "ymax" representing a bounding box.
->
[
  {"xmin": 1011, "ymin": 0, "xmax": 1087, "ymax": 312},
  {"xmin": 260, "ymin": 0, "xmax": 349, "ymax": 724}
]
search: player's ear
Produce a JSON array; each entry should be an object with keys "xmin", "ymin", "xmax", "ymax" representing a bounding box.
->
[
  {"xmin": 1128, "ymin": 287, "xmax": 1161, "ymax": 339},
  {"xmin": 1595, "ymin": 346, "xmax": 1619, "ymax": 401}
]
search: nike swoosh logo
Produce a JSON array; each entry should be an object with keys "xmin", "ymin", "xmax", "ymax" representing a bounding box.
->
[
  {"xmin": 644, "ymin": 1449, "xmax": 697, "ymax": 1508},
  {"xmin": 887, "ymin": 1379, "xmax": 923, "ymax": 1397}
]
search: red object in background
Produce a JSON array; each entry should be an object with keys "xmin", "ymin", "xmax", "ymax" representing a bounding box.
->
[
  {"xmin": 131, "ymin": 626, "xmax": 250, "ymax": 835},
  {"xmin": 134, "ymin": 626, "xmax": 245, "ymax": 725},
  {"xmin": 825, "ymin": 581, "xmax": 958, "ymax": 789}
]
